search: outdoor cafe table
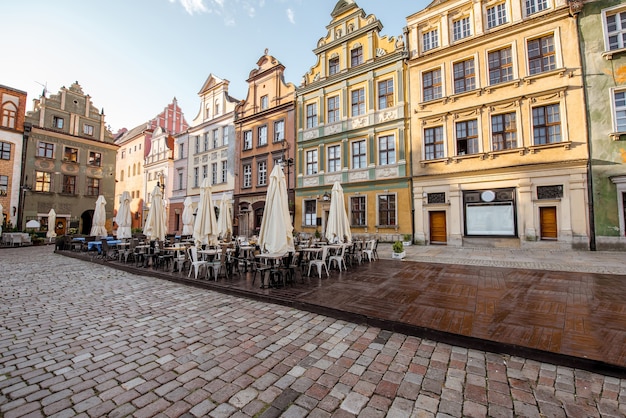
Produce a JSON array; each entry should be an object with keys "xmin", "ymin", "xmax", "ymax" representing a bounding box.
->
[
  {"xmin": 87, "ymin": 239, "xmax": 121, "ymax": 254},
  {"xmin": 301, "ymin": 246, "xmax": 322, "ymax": 260},
  {"xmin": 257, "ymin": 252, "xmax": 289, "ymax": 288}
]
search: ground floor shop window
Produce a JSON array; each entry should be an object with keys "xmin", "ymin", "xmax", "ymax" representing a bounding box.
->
[{"xmin": 463, "ymin": 188, "xmax": 516, "ymax": 236}]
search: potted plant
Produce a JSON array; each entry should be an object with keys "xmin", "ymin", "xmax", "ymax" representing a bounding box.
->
[
  {"xmin": 392, "ymin": 240, "xmax": 405, "ymax": 259},
  {"xmin": 402, "ymin": 234, "xmax": 412, "ymax": 247}
]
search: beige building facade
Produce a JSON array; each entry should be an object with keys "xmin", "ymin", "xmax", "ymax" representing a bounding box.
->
[
  {"xmin": 407, "ymin": 0, "xmax": 590, "ymax": 248},
  {"xmin": 295, "ymin": 0, "xmax": 412, "ymax": 242}
]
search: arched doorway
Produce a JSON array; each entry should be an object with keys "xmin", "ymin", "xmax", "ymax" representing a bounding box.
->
[{"xmin": 81, "ymin": 210, "xmax": 94, "ymax": 235}]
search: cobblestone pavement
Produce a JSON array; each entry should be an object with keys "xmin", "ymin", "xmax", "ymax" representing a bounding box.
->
[{"xmin": 1, "ymin": 246, "xmax": 626, "ymax": 417}]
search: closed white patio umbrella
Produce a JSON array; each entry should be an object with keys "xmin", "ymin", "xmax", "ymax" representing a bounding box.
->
[
  {"xmin": 216, "ymin": 197, "xmax": 232, "ymax": 239},
  {"xmin": 325, "ymin": 181, "xmax": 351, "ymax": 243},
  {"xmin": 90, "ymin": 195, "xmax": 108, "ymax": 237},
  {"xmin": 182, "ymin": 196, "xmax": 195, "ymax": 236},
  {"xmin": 258, "ymin": 165, "xmax": 294, "ymax": 254},
  {"xmin": 115, "ymin": 191, "xmax": 132, "ymax": 239},
  {"xmin": 144, "ymin": 185, "xmax": 167, "ymax": 241},
  {"xmin": 193, "ymin": 178, "xmax": 218, "ymax": 247},
  {"xmin": 46, "ymin": 208, "xmax": 57, "ymax": 239}
]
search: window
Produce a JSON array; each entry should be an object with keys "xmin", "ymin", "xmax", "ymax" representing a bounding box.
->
[
  {"xmin": 83, "ymin": 124, "xmax": 94, "ymax": 136},
  {"xmin": 327, "ymin": 96, "xmax": 340, "ymax": 123},
  {"xmin": 492, "ymin": 112, "xmax": 517, "ymax": 150},
  {"xmin": 378, "ymin": 135, "xmax": 396, "ymax": 165},
  {"xmin": 86, "ymin": 178, "xmax": 100, "ymax": 196},
  {"xmin": 63, "ymin": 147, "xmax": 78, "ymax": 163},
  {"xmin": 0, "ymin": 142, "xmax": 10, "ymax": 160},
  {"xmin": 260, "ymin": 95, "xmax": 269, "ymax": 110},
  {"xmin": 243, "ymin": 130, "xmax": 252, "ymax": 150},
  {"xmin": 62, "ymin": 175, "xmax": 76, "ymax": 194},
  {"xmin": 212, "ymin": 162, "xmax": 218, "ymax": 185},
  {"xmin": 88, "ymin": 151, "xmax": 101, "ymax": 167},
  {"xmin": 423, "ymin": 29, "xmax": 439, "ymax": 51},
  {"xmin": 35, "ymin": 171, "xmax": 51, "ymax": 192},
  {"xmin": 328, "ymin": 145, "xmax": 341, "ymax": 172},
  {"xmin": 424, "ymin": 127, "xmax": 445, "ymax": 160},
  {"xmin": 453, "ymin": 59, "xmax": 476, "ymax": 93},
  {"xmin": 306, "ymin": 103, "xmax": 318, "ymax": 129},
  {"xmin": 194, "ymin": 167, "xmax": 199, "ymax": 188},
  {"xmin": 202, "ymin": 165, "xmax": 208, "ymax": 180},
  {"xmin": 53, "ymin": 116, "xmax": 64, "ymax": 129},
  {"xmin": 528, "ymin": 34, "xmax": 556, "ymax": 75},
  {"xmin": 378, "ymin": 79, "xmax": 394, "ymax": 110},
  {"xmin": 223, "ymin": 126, "xmax": 229, "ymax": 145},
  {"xmin": 258, "ymin": 161, "xmax": 267, "ymax": 186},
  {"xmin": 329, "ymin": 57, "xmax": 340, "ymax": 75},
  {"xmin": 194, "ymin": 136, "xmax": 200, "ymax": 154},
  {"xmin": 351, "ymin": 88, "xmax": 365, "ymax": 117},
  {"xmin": 37, "ymin": 142, "xmax": 54, "ymax": 158},
  {"xmin": 488, "ymin": 47, "xmax": 513, "ymax": 84},
  {"xmin": 204, "ymin": 133, "xmax": 209, "ymax": 151},
  {"xmin": 178, "ymin": 143, "xmax": 184, "ymax": 159},
  {"xmin": 525, "ymin": 0, "xmax": 548, "ymax": 15},
  {"xmin": 258, "ymin": 125, "xmax": 268, "ymax": 146},
  {"xmin": 423, "ymin": 69, "xmax": 442, "ymax": 102},
  {"xmin": 378, "ymin": 194, "xmax": 396, "ymax": 226},
  {"xmin": 613, "ymin": 90, "xmax": 626, "ymax": 132},
  {"xmin": 455, "ymin": 120, "xmax": 479, "ymax": 155},
  {"xmin": 221, "ymin": 160, "xmax": 228, "ymax": 183},
  {"xmin": 487, "ymin": 4, "xmax": 508, "ymax": 28},
  {"xmin": 351, "ymin": 140, "xmax": 367, "ymax": 169},
  {"xmin": 532, "ymin": 104, "xmax": 561, "ymax": 144},
  {"xmin": 212, "ymin": 129, "xmax": 219, "ymax": 148},
  {"xmin": 351, "ymin": 46, "xmax": 363, "ymax": 66},
  {"xmin": 350, "ymin": 196, "xmax": 366, "ymax": 226},
  {"xmin": 606, "ymin": 10, "xmax": 626, "ymax": 51},
  {"xmin": 306, "ymin": 149, "xmax": 318, "ymax": 175},
  {"xmin": 274, "ymin": 120, "xmax": 285, "ymax": 142},
  {"xmin": 178, "ymin": 170, "xmax": 184, "ymax": 190},
  {"xmin": 453, "ymin": 17, "xmax": 471, "ymax": 41},
  {"xmin": 0, "ymin": 175, "xmax": 7, "ymax": 196},
  {"xmin": 2, "ymin": 103, "xmax": 16, "ymax": 128},
  {"xmin": 243, "ymin": 164, "xmax": 252, "ymax": 188},
  {"xmin": 304, "ymin": 200, "xmax": 317, "ymax": 226}
]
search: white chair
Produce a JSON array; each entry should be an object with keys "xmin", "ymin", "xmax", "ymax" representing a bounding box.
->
[
  {"xmin": 362, "ymin": 239, "xmax": 375, "ymax": 262},
  {"xmin": 188, "ymin": 246, "xmax": 207, "ymax": 279},
  {"xmin": 308, "ymin": 245, "xmax": 330, "ymax": 278},
  {"xmin": 328, "ymin": 244, "xmax": 347, "ymax": 272}
]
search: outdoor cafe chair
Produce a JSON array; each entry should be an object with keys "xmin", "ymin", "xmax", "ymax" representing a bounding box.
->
[
  {"xmin": 188, "ymin": 246, "xmax": 208, "ymax": 280},
  {"xmin": 362, "ymin": 239, "xmax": 376, "ymax": 262},
  {"xmin": 308, "ymin": 245, "xmax": 330, "ymax": 278},
  {"xmin": 328, "ymin": 243, "xmax": 348, "ymax": 272}
]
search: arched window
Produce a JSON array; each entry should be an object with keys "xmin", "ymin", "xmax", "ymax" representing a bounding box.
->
[{"xmin": 1, "ymin": 102, "xmax": 17, "ymax": 129}]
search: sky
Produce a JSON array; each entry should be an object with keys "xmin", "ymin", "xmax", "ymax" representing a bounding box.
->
[{"xmin": 3, "ymin": 0, "xmax": 428, "ymax": 133}]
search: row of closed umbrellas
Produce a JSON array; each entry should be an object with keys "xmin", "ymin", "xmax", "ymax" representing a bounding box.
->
[{"xmin": 30, "ymin": 164, "xmax": 351, "ymax": 251}]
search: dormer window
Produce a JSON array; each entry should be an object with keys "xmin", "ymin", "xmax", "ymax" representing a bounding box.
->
[
  {"xmin": 53, "ymin": 116, "xmax": 64, "ymax": 129},
  {"xmin": 423, "ymin": 29, "xmax": 439, "ymax": 52},
  {"xmin": 260, "ymin": 95, "xmax": 269, "ymax": 110},
  {"xmin": 351, "ymin": 46, "xmax": 363, "ymax": 67},
  {"xmin": 453, "ymin": 17, "xmax": 471, "ymax": 41},
  {"xmin": 329, "ymin": 57, "xmax": 340, "ymax": 75}
]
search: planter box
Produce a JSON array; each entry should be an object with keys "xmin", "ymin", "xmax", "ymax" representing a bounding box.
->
[
  {"xmin": 402, "ymin": 241, "xmax": 412, "ymax": 247},
  {"xmin": 391, "ymin": 251, "xmax": 406, "ymax": 260}
]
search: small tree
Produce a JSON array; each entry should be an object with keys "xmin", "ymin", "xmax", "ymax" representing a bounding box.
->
[{"xmin": 392, "ymin": 240, "xmax": 404, "ymax": 253}]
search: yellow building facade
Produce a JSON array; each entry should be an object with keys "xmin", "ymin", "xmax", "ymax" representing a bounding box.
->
[
  {"xmin": 295, "ymin": 0, "xmax": 412, "ymax": 242},
  {"xmin": 407, "ymin": 0, "xmax": 590, "ymax": 248}
]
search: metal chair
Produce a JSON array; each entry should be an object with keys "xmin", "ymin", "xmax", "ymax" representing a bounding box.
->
[{"xmin": 308, "ymin": 245, "xmax": 330, "ymax": 278}]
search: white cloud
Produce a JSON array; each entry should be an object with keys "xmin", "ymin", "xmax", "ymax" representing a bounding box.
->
[
  {"xmin": 286, "ymin": 7, "xmax": 295, "ymax": 24},
  {"xmin": 171, "ymin": 0, "xmax": 209, "ymax": 15}
]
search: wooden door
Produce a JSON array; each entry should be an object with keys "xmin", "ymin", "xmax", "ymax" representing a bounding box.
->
[
  {"xmin": 55, "ymin": 218, "xmax": 66, "ymax": 236},
  {"xmin": 540, "ymin": 206, "xmax": 557, "ymax": 240},
  {"xmin": 429, "ymin": 211, "xmax": 447, "ymax": 244}
]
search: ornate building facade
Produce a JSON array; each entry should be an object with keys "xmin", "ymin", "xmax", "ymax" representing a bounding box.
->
[
  {"xmin": 234, "ymin": 50, "xmax": 296, "ymax": 238},
  {"xmin": 407, "ymin": 0, "xmax": 590, "ymax": 248},
  {"xmin": 22, "ymin": 82, "xmax": 117, "ymax": 235},
  {"xmin": 0, "ymin": 84, "xmax": 27, "ymax": 230},
  {"xmin": 295, "ymin": 0, "xmax": 412, "ymax": 242}
]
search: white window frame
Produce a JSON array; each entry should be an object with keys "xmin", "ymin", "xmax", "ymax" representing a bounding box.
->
[
  {"xmin": 327, "ymin": 144, "xmax": 341, "ymax": 172},
  {"xmin": 603, "ymin": 5, "xmax": 626, "ymax": 52},
  {"xmin": 258, "ymin": 125, "xmax": 268, "ymax": 147},
  {"xmin": 306, "ymin": 103, "xmax": 318, "ymax": 129},
  {"xmin": 257, "ymin": 160, "xmax": 267, "ymax": 186},
  {"xmin": 452, "ymin": 16, "xmax": 472, "ymax": 41},
  {"xmin": 243, "ymin": 130, "xmax": 252, "ymax": 150},
  {"xmin": 378, "ymin": 134, "xmax": 396, "ymax": 165},
  {"xmin": 486, "ymin": 3, "xmax": 508, "ymax": 29},
  {"xmin": 243, "ymin": 164, "xmax": 252, "ymax": 188},
  {"xmin": 611, "ymin": 88, "xmax": 626, "ymax": 133},
  {"xmin": 525, "ymin": 0, "xmax": 549, "ymax": 17},
  {"xmin": 422, "ymin": 29, "xmax": 439, "ymax": 52},
  {"xmin": 306, "ymin": 149, "xmax": 318, "ymax": 175}
]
